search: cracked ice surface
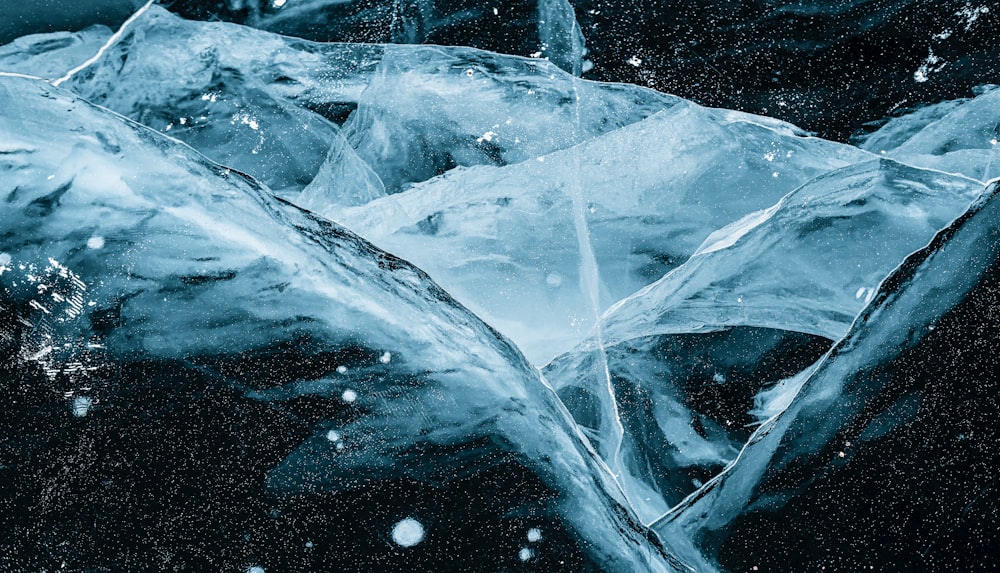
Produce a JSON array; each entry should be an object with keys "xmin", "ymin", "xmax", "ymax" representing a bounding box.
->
[
  {"xmin": 3, "ymin": 3, "xmax": 1000, "ymax": 571},
  {"xmin": 543, "ymin": 158, "xmax": 984, "ymax": 522},
  {"xmin": 0, "ymin": 75, "xmax": 682, "ymax": 572}
]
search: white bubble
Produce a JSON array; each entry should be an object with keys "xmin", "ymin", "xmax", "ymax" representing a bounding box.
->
[
  {"xmin": 391, "ymin": 517, "xmax": 425, "ymax": 547},
  {"xmin": 0, "ymin": 253, "xmax": 11, "ymax": 266},
  {"xmin": 379, "ymin": 352, "xmax": 392, "ymax": 364},
  {"xmin": 545, "ymin": 272, "xmax": 563, "ymax": 287},
  {"xmin": 72, "ymin": 396, "xmax": 92, "ymax": 417},
  {"xmin": 519, "ymin": 547, "xmax": 533, "ymax": 561},
  {"xmin": 325, "ymin": 429, "xmax": 341, "ymax": 442},
  {"xmin": 342, "ymin": 389, "xmax": 358, "ymax": 403},
  {"xmin": 336, "ymin": 365, "xmax": 348, "ymax": 374},
  {"xmin": 86, "ymin": 236, "xmax": 105, "ymax": 249},
  {"xmin": 247, "ymin": 567, "xmax": 265, "ymax": 573},
  {"xmin": 527, "ymin": 528, "xmax": 542, "ymax": 542}
]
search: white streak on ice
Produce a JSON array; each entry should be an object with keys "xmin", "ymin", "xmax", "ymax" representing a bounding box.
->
[{"xmin": 53, "ymin": 0, "xmax": 158, "ymax": 87}]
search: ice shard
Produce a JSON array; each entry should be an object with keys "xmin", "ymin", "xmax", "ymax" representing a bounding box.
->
[
  {"xmin": 542, "ymin": 158, "xmax": 984, "ymax": 522},
  {"xmin": 655, "ymin": 178, "xmax": 1000, "ymax": 571},
  {"xmin": 0, "ymin": 26, "xmax": 112, "ymax": 80},
  {"xmin": 27, "ymin": 6, "xmax": 672, "ymax": 203},
  {"xmin": 859, "ymin": 84, "xmax": 1000, "ymax": 182},
  {"xmin": 0, "ymin": 75, "xmax": 684, "ymax": 572},
  {"xmin": 166, "ymin": 0, "xmax": 585, "ymax": 75},
  {"xmin": 338, "ymin": 102, "xmax": 868, "ymax": 363}
]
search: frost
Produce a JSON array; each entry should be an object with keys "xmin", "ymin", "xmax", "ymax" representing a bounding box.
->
[{"xmin": 913, "ymin": 48, "xmax": 946, "ymax": 83}]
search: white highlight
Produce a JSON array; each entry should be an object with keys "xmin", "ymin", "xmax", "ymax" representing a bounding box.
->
[
  {"xmin": 379, "ymin": 352, "xmax": 392, "ymax": 364},
  {"xmin": 519, "ymin": 547, "xmax": 533, "ymax": 561},
  {"xmin": 391, "ymin": 518, "xmax": 425, "ymax": 547},
  {"xmin": 527, "ymin": 528, "xmax": 542, "ymax": 542},
  {"xmin": 72, "ymin": 396, "xmax": 93, "ymax": 417},
  {"xmin": 87, "ymin": 236, "xmax": 105, "ymax": 249},
  {"xmin": 342, "ymin": 389, "xmax": 358, "ymax": 403}
]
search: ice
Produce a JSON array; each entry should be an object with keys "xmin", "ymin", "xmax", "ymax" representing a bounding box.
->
[
  {"xmin": 0, "ymin": 26, "xmax": 112, "ymax": 80},
  {"xmin": 391, "ymin": 517, "xmax": 426, "ymax": 547},
  {"xmin": 542, "ymin": 158, "xmax": 983, "ymax": 523},
  {"xmin": 338, "ymin": 102, "xmax": 869, "ymax": 363},
  {"xmin": 655, "ymin": 179, "xmax": 1000, "ymax": 571},
  {"xmin": 858, "ymin": 84, "xmax": 1000, "ymax": 181},
  {"xmin": 39, "ymin": 6, "xmax": 671, "ymax": 203},
  {"xmin": 4, "ymin": 2, "xmax": 997, "ymax": 569},
  {"xmin": 237, "ymin": 0, "xmax": 584, "ymax": 75},
  {"xmin": 0, "ymin": 75, "xmax": 683, "ymax": 572}
]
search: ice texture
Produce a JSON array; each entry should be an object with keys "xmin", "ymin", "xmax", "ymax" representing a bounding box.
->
[
  {"xmin": 3, "ymin": 2, "xmax": 999, "ymax": 570},
  {"xmin": 859, "ymin": 84, "xmax": 1000, "ymax": 181},
  {"xmin": 541, "ymin": 158, "xmax": 984, "ymax": 522},
  {"xmin": 655, "ymin": 179, "xmax": 1000, "ymax": 571},
  {"xmin": 245, "ymin": 0, "xmax": 586, "ymax": 75},
  {"xmin": 48, "ymin": 7, "xmax": 671, "ymax": 204},
  {"xmin": 338, "ymin": 102, "xmax": 869, "ymax": 363},
  {"xmin": 0, "ymin": 26, "xmax": 112, "ymax": 80},
  {"xmin": 0, "ymin": 75, "xmax": 684, "ymax": 572}
]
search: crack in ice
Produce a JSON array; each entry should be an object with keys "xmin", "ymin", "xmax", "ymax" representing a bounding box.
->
[{"xmin": 53, "ymin": 0, "xmax": 157, "ymax": 88}]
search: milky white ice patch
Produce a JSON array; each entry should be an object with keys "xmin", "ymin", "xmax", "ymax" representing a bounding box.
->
[
  {"xmin": 391, "ymin": 517, "xmax": 425, "ymax": 547},
  {"xmin": 379, "ymin": 351, "xmax": 392, "ymax": 364},
  {"xmin": 519, "ymin": 547, "xmax": 533, "ymax": 561},
  {"xmin": 527, "ymin": 527, "xmax": 542, "ymax": 542},
  {"xmin": 246, "ymin": 567, "xmax": 265, "ymax": 573},
  {"xmin": 86, "ymin": 236, "xmax": 105, "ymax": 249},
  {"xmin": 0, "ymin": 253, "xmax": 11, "ymax": 275},
  {"xmin": 72, "ymin": 396, "xmax": 93, "ymax": 417},
  {"xmin": 342, "ymin": 389, "xmax": 358, "ymax": 403}
]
